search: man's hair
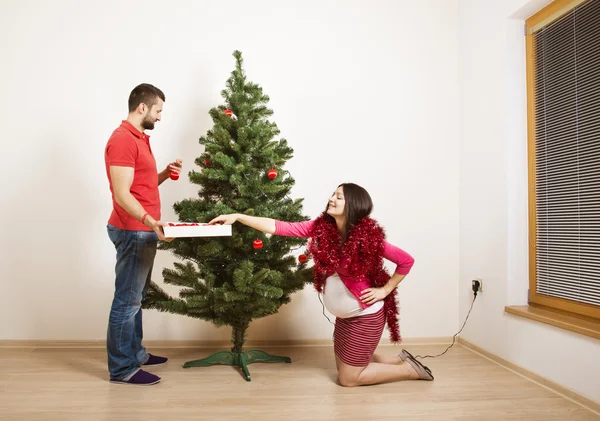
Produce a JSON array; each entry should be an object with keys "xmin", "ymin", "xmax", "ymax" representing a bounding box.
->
[{"xmin": 128, "ymin": 83, "xmax": 165, "ymax": 113}]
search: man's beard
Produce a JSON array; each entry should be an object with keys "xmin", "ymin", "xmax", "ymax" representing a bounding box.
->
[{"xmin": 141, "ymin": 116, "xmax": 155, "ymax": 130}]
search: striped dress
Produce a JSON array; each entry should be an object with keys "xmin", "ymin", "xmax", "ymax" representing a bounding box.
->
[{"xmin": 333, "ymin": 308, "xmax": 386, "ymax": 366}]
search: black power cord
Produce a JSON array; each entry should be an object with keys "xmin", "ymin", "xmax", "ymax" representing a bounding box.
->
[
  {"xmin": 414, "ymin": 280, "xmax": 479, "ymax": 360},
  {"xmin": 317, "ymin": 280, "xmax": 480, "ymax": 360},
  {"xmin": 318, "ymin": 293, "xmax": 335, "ymax": 325}
]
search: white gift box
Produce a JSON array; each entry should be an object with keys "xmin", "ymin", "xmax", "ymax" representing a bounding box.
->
[{"xmin": 162, "ymin": 223, "xmax": 232, "ymax": 238}]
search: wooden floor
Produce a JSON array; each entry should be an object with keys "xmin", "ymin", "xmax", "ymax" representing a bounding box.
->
[{"xmin": 0, "ymin": 344, "xmax": 597, "ymax": 421}]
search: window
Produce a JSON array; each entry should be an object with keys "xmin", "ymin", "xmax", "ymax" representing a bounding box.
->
[{"xmin": 527, "ymin": 0, "xmax": 600, "ymax": 320}]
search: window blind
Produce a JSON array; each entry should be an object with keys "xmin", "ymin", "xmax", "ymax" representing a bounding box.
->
[{"xmin": 534, "ymin": 0, "xmax": 600, "ymax": 306}]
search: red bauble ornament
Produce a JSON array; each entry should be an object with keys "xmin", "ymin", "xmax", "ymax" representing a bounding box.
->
[
  {"xmin": 204, "ymin": 159, "xmax": 211, "ymax": 166},
  {"xmin": 267, "ymin": 169, "xmax": 277, "ymax": 179},
  {"xmin": 168, "ymin": 223, "xmax": 200, "ymax": 226},
  {"xmin": 224, "ymin": 109, "xmax": 233, "ymax": 117},
  {"xmin": 298, "ymin": 254, "xmax": 308, "ymax": 263},
  {"xmin": 253, "ymin": 239, "xmax": 263, "ymax": 249},
  {"xmin": 170, "ymin": 171, "xmax": 179, "ymax": 180}
]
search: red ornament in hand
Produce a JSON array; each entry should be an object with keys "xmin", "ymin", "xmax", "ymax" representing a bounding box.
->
[
  {"xmin": 267, "ymin": 169, "xmax": 277, "ymax": 179},
  {"xmin": 224, "ymin": 109, "xmax": 233, "ymax": 117},
  {"xmin": 170, "ymin": 171, "xmax": 179, "ymax": 180},
  {"xmin": 298, "ymin": 254, "xmax": 308, "ymax": 263},
  {"xmin": 253, "ymin": 239, "xmax": 263, "ymax": 249}
]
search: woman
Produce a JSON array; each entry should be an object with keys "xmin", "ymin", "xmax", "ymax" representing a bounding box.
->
[{"xmin": 209, "ymin": 183, "xmax": 433, "ymax": 386}]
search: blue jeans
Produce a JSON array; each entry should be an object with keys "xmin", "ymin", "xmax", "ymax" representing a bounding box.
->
[{"xmin": 106, "ymin": 224, "xmax": 158, "ymax": 380}]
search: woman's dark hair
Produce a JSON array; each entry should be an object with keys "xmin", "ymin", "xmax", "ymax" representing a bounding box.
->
[{"xmin": 324, "ymin": 183, "xmax": 373, "ymax": 242}]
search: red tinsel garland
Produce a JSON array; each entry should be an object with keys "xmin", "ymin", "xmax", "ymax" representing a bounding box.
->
[{"xmin": 307, "ymin": 213, "xmax": 401, "ymax": 343}]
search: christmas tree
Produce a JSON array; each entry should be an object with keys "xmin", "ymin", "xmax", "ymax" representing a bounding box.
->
[{"xmin": 143, "ymin": 50, "xmax": 314, "ymax": 381}]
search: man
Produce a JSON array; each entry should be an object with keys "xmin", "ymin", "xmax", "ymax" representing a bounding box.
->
[{"xmin": 104, "ymin": 83, "xmax": 182, "ymax": 385}]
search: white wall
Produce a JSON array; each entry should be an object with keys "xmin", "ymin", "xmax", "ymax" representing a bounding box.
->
[
  {"xmin": 0, "ymin": 0, "xmax": 459, "ymax": 343},
  {"xmin": 458, "ymin": 0, "xmax": 600, "ymax": 403}
]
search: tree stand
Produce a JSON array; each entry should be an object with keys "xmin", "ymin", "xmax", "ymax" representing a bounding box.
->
[{"xmin": 183, "ymin": 349, "xmax": 291, "ymax": 381}]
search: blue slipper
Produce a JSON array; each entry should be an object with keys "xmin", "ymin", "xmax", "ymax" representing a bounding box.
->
[
  {"xmin": 110, "ymin": 369, "xmax": 161, "ymax": 386},
  {"xmin": 143, "ymin": 354, "xmax": 168, "ymax": 367}
]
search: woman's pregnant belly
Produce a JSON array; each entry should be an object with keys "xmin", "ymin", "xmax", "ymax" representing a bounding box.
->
[{"xmin": 323, "ymin": 273, "xmax": 383, "ymax": 319}]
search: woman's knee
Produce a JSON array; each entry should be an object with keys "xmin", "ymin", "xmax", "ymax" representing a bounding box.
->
[{"xmin": 337, "ymin": 372, "xmax": 359, "ymax": 387}]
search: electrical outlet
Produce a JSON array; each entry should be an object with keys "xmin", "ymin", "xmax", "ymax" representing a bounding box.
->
[{"xmin": 472, "ymin": 278, "xmax": 483, "ymax": 293}]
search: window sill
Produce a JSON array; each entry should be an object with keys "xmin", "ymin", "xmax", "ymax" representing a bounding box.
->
[{"xmin": 504, "ymin": 305, "xmax": 600, "ymax": 341}]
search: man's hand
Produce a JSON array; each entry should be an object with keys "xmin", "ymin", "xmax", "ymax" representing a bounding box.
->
[
  {"xmin": 165, "ymin": 159, "xmax": 183, "ymax": 176},
  {"xmin": 159, "ymin": 159, "xmax": 183, "ymax": 184},
  {"xmin": 147, "ymin": 219, "xmax": 174, "ymax": 242}
]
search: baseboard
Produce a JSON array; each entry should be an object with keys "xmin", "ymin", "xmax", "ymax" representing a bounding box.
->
[
  {"xmin": 0, "ymin": 337, "xmax": 452, "ymax": 349},
  {"xmin": 458, "ymin": 338, "xmax": 600, "ymax": 415}
]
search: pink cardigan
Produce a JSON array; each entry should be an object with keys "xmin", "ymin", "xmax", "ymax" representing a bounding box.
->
[{"xmin": 275, "ymin": 219, "xmax": 415, "ymax": 309}]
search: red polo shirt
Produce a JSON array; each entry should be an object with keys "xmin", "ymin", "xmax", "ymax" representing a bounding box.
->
[{"xmin": 105, "ymin": 120, "xmax": 160, "ymax": 231}]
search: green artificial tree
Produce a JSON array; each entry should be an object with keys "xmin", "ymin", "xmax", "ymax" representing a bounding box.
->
[{"xmin": 143, "ymin": 50, "xmax": 314, "ymax": 381}]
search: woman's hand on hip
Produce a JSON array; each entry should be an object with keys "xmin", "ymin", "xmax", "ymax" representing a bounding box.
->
[{"xmin": 359, "ymin": 287, "xmax": 389, "ymax": 305}]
